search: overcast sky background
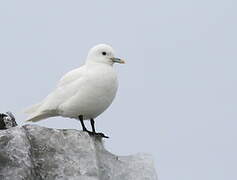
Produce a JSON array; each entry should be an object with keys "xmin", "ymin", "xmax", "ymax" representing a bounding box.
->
[{"xmin": 0, "ymin": 1, "xmax": 236, "ymax": 180}]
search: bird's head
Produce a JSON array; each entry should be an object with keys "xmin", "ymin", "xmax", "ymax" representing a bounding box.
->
[{"xmin": 86, "ymin": 44, "xmax": 125, "ymax": 66}]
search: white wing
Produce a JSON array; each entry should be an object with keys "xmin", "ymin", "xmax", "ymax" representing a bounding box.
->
[
  {"xmin": 57, "ymin": 66, "xmax": 86, "ymax": 87},
  {"xmin": 25, "ymin": 65, "xmax": 86, "ymax": 120}
]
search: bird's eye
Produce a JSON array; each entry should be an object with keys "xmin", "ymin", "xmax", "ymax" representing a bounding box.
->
[{"xmin": 102, "ymin": 52, "xmax": 107, "ymax": 56}]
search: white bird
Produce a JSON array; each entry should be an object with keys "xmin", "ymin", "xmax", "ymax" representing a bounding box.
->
[{"xmin": 25, "ymin": 44, "xmax": 125, "ymax": 138}]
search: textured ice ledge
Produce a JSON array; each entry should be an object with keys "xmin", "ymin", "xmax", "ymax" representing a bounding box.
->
[{"xmin": 0, "ymin": 125, "xmax": 158, "ymax": 180}]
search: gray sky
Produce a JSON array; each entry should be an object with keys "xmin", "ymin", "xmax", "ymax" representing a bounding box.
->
[{"xmin": 0, "ymin": 0, "xmax": 236, "ymax": 180}]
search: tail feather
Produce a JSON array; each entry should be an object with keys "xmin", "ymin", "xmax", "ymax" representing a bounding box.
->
[
  {"xmin": 25, "ymin": 103, "xmax": 42, "ymax": 115},
  {"xmin": 25, "ymin": 112, "xmax": 53, "ymax": 122},
  {"xmin": 25, "ymin": 101, "xmax": 58, "ymax": 122}
]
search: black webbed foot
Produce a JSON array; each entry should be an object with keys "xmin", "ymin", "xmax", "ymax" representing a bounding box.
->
[
  {"xmin": 86, "ymin": 131, "xmax": 109, "ymax": 138},
  {"xmin": 79, "ymin": 116, "xmax": 109, "ymax": 138},
  {"xmin": 94, "ymin": 132, "xmax": 109, "ymax": 138}
]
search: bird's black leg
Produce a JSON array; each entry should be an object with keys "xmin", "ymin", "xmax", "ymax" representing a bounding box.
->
[
  {"xmin": 90, "ymin": 119, "xmax": 96, "ymax": 133},
  {"xmin": 90, "ymin": 118, "xmax": 109, "ymax": 138},
  {"xmin": 79, "ymin": 115, "xmax": 88, "ymax": 132}
]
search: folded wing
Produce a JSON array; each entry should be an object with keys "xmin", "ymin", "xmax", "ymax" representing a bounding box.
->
[{"xmin": 25, "ymin": 66, "xmax": 86, "ymax": 122}]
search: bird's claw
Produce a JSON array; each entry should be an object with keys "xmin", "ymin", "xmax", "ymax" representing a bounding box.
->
[
  {"xmin": 95, "ymin": 132, "xmax": 109, "ymax": 138},
  {"xmin": 84, "ymin": 130, "xmax": 109, "ymax": 138}
]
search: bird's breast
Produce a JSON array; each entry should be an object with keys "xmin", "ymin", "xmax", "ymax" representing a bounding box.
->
[
  {"xmin": 85, "ymin": 68, "xmax": 118, "ymax": 104},
  {"xmin": 59, "ymin": 66, "xmax": 118, "ymax": 119}
]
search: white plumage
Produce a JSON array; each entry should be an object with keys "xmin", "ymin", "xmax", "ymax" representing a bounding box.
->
[{"xmin": 25, "ymin": 44, "xmax": 125, "ymax": 123}]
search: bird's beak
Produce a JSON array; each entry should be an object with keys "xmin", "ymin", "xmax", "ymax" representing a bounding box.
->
[{"xmin": 110, "ymin": 57, "xmax": 125, "ymax": 64}]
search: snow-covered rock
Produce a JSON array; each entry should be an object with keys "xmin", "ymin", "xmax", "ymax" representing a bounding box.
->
[
  {"xmin": 0, "ymin": 125, "xmax": 158, "ymax": 180},
  {"xmin": 0, "ymin": 112, "xmax": 17, "ymax": 130}
]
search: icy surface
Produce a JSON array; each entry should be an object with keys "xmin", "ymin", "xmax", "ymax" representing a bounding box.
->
[{"xmin": 0, "ymin": 125, "xmax": 158, "ymax": 180}]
